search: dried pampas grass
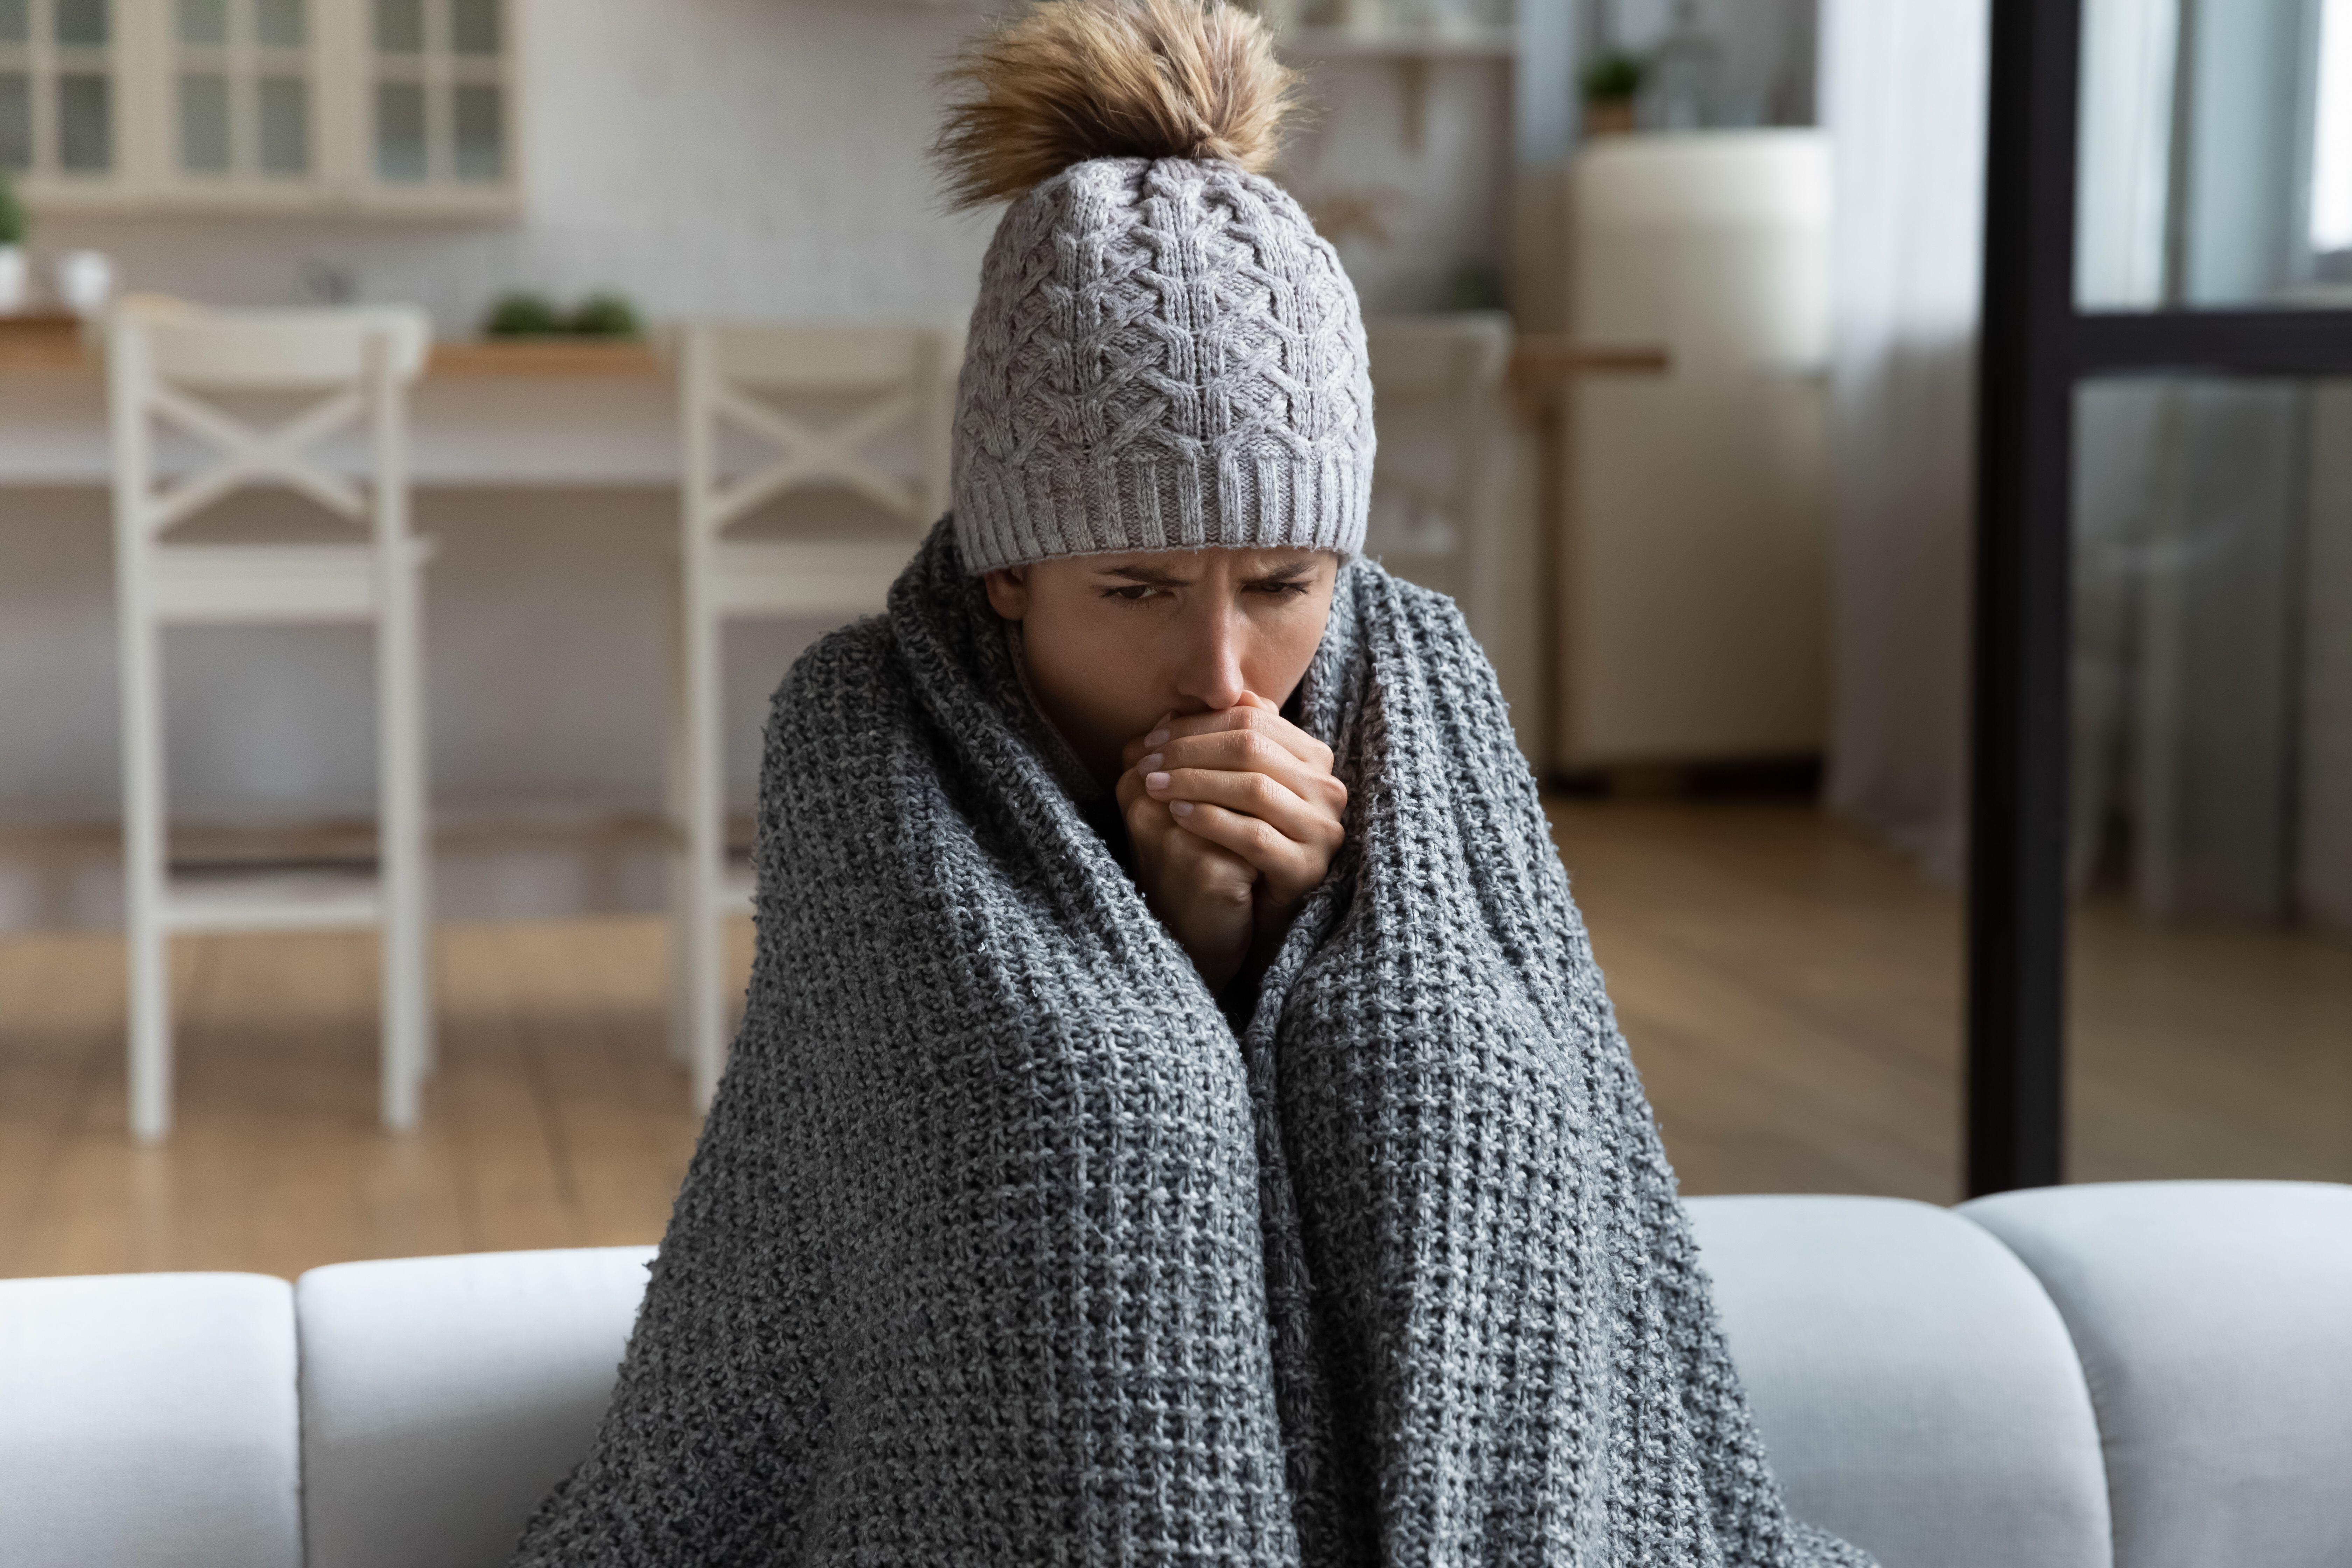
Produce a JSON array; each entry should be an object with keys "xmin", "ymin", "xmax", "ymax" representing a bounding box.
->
[{"xmin": 933, "ymin": 0, "xmax": 1299, "ymax": 209}]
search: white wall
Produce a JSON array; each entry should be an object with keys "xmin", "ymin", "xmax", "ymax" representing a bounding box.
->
[
  {"xmin": 29, "ymin": 0, "xmax": 1513, "ymax": 331},
  {"xmin": 35, "ymin": 0, "xmax": 1001, "ymax": 331},
  {"xmin": 0, "ymin": 0, "xmax": 1523, "ymax": 930}
]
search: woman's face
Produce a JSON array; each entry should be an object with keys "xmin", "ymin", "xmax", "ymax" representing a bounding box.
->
[{"xmin": 984, "ymin": 547, "xmax": 1338, "ymax": 787}]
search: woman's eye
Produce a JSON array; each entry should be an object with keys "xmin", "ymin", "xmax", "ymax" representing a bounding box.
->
[
  {"xmin": 1249, "ymin": 581, "xmax": 1311, "ymax": 598},
  {"xmin": 1102, "ymin": 585, "xmax": 1158, "ymax": 602}
]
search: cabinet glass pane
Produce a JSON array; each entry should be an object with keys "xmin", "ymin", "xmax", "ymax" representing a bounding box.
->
[
  {"xmin": 57, "ymin": 72, "xmax": 108, "ymax": 170},
  {"xmin": 54, "ymin": 0, "xmax": 107, "ymax": 47},
  {"xmin": 2068, "ymin": 375, "xmax": 2352, "ymax": 1182},
  {"xmin": 0, "ymin": 0, "xmax": 26, "ymax": 44},
  {"xmin": 2077, "ymin": 0, "xmax": 2351, "ymax": 304},
  {"xmin": 54, "ymin": 0, "xmax": 107, "ymax": 46},
  {"xmin": 258, "ymin": 74, "xmax": 306, "ymax": 174},
  {"xmin": 374, "ymin": 78, "xmax": 424, "ymax": 180},
  {"xmin": 453, "ymin": 81, "xmax": 499, "ymax": 180},
  {"xmin": 177, "ymin": 70, "xmax": 228, "ymax": 172},
  {"xmin": 450, "ymin": 0, "xmax": 496, "ymax": 55},
  {"xmin": 255, "ymin": 0, "xmax": 304, "ymax": 48},
  {"xmin": 373, "ymin": 0, "xmax": 421, "ymax": 53},
  {"xmin": 175, "ymin": 0, "xmax": 225, "ymax": 45},
  {"xmin": 0, "ymin": 74, "xmax": 27, "ymax": 170}
]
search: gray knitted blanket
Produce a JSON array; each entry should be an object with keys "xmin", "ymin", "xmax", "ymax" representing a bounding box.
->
[{"xmin": 512, "ymin": 522, "xmax": 1873, "ymax": 1567}]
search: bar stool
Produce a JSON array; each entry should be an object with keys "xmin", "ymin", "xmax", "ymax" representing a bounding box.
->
[
  {"xmin": 670, "ymin": 322, "xmax": 959, "ymax": 1110},
  {"xmin": 1362, "ymin": 313, "xmax": 1514, "ymax": 645},
  {"xmin": 108, "ymin": 301, "xmax": 436, "ymax": 1141}
]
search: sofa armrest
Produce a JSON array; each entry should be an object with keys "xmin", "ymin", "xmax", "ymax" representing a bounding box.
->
[
  {"xmin": 296, "ymin": 1245, "xmax": 657, "ymax": 1568},
  {"xmin": 1688, "ymin": 1194, "xmax": 2112, "ymax": 1568},
  {"xmin": 0, "ymin": 1271, "xmax": 301, "ymax": 1568},
  {"xmin": 1961, "ymin": 1180, "xmax": 2352, "ymax": 1568}
]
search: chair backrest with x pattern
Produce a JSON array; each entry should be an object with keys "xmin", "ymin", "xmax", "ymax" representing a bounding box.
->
[
  {"xmin": 1364, "ymin": 313, "xmax": 1512, "ymax": 522},
  {"xmin": 681, "ymin": 323, "xmax": 958, "ymax": 544},
  {"xmin": 111, "ymin": 303, "xmax": 433, "ymax": 545},
  {"xmin": 1363, "ymin": 313, "xmax": 1514, "ymax": 641}
]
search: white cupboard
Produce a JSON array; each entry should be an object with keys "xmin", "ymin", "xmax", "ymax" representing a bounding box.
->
[{"xmin": 1556, "ymin": 130, "xmax": 1831, "ymax": 774}]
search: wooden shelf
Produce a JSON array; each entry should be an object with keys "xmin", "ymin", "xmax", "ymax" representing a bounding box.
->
[
  {"xmin": 1509, "ymin": 337, "xmax": 1672, "ymax": 378},
  {"xmin": 0, "ymin": 317, "xmax": 667, "ymax": 379},
  {"xmin": 426, "ymin": 338, "xmax": 665, "ymax": 379},
  {"xmin": 4, "ymin": 315, "xmax": 1656, "ymax": 388},
  {"xmin": 0, "ymin": 312, "xmax": 92, "ymax": 372}
]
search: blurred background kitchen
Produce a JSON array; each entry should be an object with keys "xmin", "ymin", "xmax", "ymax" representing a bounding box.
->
[{"xmin": 0, "ymin": 0, "xmax": 2346, "ymax": 1281}]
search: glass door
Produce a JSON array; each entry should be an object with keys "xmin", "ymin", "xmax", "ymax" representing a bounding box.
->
[{"xmin": 1970, "ymin": 0, "xmax": 2352, "ymax": 1192}]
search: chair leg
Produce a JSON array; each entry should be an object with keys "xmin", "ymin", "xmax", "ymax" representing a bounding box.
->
[
  {"xmin": 378, "ymin": 564, "xmax": 431, "ymax": 1133},
  {"xmin": 662, "ymin": 571, "xmax": 695, "ymax": 1068},
  {"xmin": 120, "ymin": 608, "xmax": 173, "ymax": 1143},
  {"xmin": 682, "ymin": 612, "xmax": 728, "ymax": 1114},
  {"xmin": 126, "ymin": 908, "xmax": 172, "ymax": 1145}
]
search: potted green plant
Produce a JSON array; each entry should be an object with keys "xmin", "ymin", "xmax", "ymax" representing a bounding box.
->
[
  {"xmin": 479, "ymin": 288, "xmax": 644, "ymax": 340},
  {"xmin": 566, "ymin": 290, "xmax": 641, "ymax": 338},
  {"xmin": 0, "ymin": 170, "xmax": 28, "ymax": 315},
  {"xmin": 1581, "ymin": 51, "xmax": 1646, "ymax": 139},
  {"xmin": 481, "ymin": 290, "xmax": 566, "ymax": 337}
]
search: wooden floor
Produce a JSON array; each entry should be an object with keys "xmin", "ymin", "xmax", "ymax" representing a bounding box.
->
[{"xmin": 3, "ymin": 801, "xmax": 2346, "ymax": 1280}]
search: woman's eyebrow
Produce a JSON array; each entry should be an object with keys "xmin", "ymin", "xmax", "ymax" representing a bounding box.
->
[
  {"xmin": 1097, "ymin": 564, "xmax": 1195, "ymax": 586},
  {"xmin": 1252, "ymin": 560, "xmax": 1318, "ymax": 583}
]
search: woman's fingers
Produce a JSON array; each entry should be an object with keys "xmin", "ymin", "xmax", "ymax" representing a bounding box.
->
[
  {"xmin": 1163, "ymin": 801, "xmax": 1325, "ymax": 902},
  {"xmin": 1116, "ymin": 763, "xmax": 1182, "ymax": 853},
  {"xmin": 1141, "ymin": 694, "xmax": 1334, "ymax": 773},
  {"xmin": 1135, "ymin": 730, "xmax": 1348, "ymax": 819},
  {"xmin": 1143, "ymin": 764, "xmax": 1340, "ymax": 851},
  {"xmin": 1121, "ymin": 712, "xmax": 1178, "ymax": 774}
]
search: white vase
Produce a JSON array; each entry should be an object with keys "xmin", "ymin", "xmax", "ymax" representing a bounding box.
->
[
  {"xmin": 0, "ymin": 246, "xmax": 27, "ymax": 315},
  {"xmin": 54, "ymin": 249, "xmax": 114, "ymax": 317}
]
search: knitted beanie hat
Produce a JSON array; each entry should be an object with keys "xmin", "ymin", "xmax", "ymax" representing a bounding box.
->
[{"xmin": 935, "ymin": 0, "xmax": 1376, "ymax": 574}]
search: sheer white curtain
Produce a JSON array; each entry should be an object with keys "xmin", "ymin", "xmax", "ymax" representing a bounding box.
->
[{"xmin": 1819, "ymin": 0, "xmax": 1989, "ymax": 882}]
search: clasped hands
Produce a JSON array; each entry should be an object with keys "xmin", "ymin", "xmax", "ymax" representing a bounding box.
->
[{"xmin": 1115, "ymin": 691, "xmax": 1348, "ymax": 996}]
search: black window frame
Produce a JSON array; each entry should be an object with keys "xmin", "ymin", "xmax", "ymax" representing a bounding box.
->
[{"xmin": 1969, "ymin": 0, "xmax": 2352, "ymax": 1195}]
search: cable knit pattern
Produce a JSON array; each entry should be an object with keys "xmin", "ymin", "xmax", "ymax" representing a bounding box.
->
[
  {"xmin": 509, "ymin": 519, "xmax": 1874, "ymax": 1567},
  {"xmin": 951, "ymin": 156, "xmax": 1377, "ymax": 573}
]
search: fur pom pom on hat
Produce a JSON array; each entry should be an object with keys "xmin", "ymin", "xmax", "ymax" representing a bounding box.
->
[
  {"xmin": 934, "ymin": 0, "xmax": 1297, "ymax": 209},
  {"xmin": 936, "ymin": 0, "xmax": 1376, "ymax": 574}
]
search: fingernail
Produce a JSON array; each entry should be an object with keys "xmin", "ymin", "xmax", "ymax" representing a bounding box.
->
[
  {"xmin": 1145, "ymin": 770, "xmax": 1170, "ymax": 792},
  {"xmin": 1169, "ymin": 800, "xmax": 1194, "ymax": 817},
  {"xmin": 1146, "ymin": 728, "xmax": 1170, "ymax": 748},
  {"xmin": 1139, "ymin": 753, "xmax": 1162, "ymax": 773}
]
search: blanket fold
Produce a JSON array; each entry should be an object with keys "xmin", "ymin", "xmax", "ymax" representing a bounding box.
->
[{"xmin": 512, "ymin": 519, "xmax": 1873, "ymax": 1567}]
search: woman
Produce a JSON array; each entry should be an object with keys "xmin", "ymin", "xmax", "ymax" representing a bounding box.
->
[{"xmin": 513, "ymin": 3, "xmax": 1873, "ymax": 1563}]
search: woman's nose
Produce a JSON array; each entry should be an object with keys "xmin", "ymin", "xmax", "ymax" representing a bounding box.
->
[{"xmin": 1175, "ymin": 606, "xmax": 1249, "ymax": 712}]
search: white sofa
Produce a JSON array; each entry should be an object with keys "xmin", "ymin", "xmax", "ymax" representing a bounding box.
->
[{"xmin": 4, "ymin": 1182, "xmax": 2348, "ymax": 1568}]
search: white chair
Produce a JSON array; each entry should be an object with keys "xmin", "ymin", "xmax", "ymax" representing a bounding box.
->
[
  {"xmin": 671, "ymin": 323, "xmax": 959, "ymax": 1109},
  {"xmin": 1362, "ymin": 313, "xmax": 1514, "ymax": 645},
  {"xmin": 108, "ymin": 301, "xmax": 436, "ymax": 1141}
]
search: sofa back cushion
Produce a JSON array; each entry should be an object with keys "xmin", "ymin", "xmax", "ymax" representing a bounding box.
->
[
  {"xmin": 0, "ymin": 1271, "xmax": 302, "ymax": 1568},
  {"xmin": 1688, "ymin": 1194, "xmax": 2113, "ymax": 1568},
  {"xmin": 296, "ymin": 1246, "xmax": 656, "ymax": 1568},
  {"xmin": 1961, "ymin": 1180, "xmax": 2352, "ymax": 1568}
]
